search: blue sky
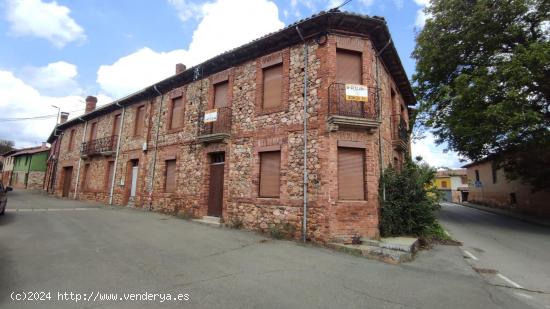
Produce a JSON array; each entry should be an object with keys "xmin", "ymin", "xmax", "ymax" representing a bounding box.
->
[{"xmin": 0, "ymin": 0, "xmax": 463, "ymax": 168}]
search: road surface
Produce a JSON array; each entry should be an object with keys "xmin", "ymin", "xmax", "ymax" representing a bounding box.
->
[{"xmin": 439, "ymin": 202, "xmax": 550, "ymax": 308}]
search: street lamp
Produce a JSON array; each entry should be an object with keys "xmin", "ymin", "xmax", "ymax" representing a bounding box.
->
[{"xmin": 51, "ymin": 105, "xmax": 60, "ymax": 125}]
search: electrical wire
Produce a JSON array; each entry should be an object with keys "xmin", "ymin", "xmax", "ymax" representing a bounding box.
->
[{"xmin": 0, "ymin": 108, "xmax": 85, "ymax": 122}]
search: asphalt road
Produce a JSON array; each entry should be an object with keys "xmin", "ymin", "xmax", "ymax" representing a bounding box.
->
[
  {"xmin": 438, "ymin": 202, "xmax": 550, "ymax": 308},
  {"xmin": 0, "ymin": 190, "xmax": 534, "ymax": 309}
]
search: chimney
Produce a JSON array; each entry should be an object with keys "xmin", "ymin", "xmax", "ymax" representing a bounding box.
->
[
  {"xmin": 175, "ymin": 63, "xmax": 186, "ymax": 74},
  {"xmin": 85, "ymin": 96, "xmax": 97, "ymax": 113},
  {"xmin": 59, "ymin": 112, "xmax": 69, "ymax": 124},
  {"xmin": 41, "ymin": 142, "xmax": 47, "ymax": 149}
]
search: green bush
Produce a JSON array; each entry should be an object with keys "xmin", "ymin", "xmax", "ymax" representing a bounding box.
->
[{"xmin": 379, "ymin": 157, "xmax": 441, "ymax": 237}]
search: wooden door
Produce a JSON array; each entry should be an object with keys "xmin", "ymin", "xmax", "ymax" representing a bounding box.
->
[
  {"xmin": 207, "ymin": 153, "xmax": 225, "ymax": 217},
  {"xmin": 62, "ymin": 167, "xmax": 73, "ymax": 197}
]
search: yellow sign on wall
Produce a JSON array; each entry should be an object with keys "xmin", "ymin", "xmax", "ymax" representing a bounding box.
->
[{"xmin": 345, "ymin": 84, "xmax": 369, "ymax": 102}]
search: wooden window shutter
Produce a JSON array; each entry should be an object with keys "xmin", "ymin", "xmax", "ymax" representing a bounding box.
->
[
  {"xmin": 259, "ymin": 151, "xmax": 281, "ymax": 197},
  {"xmin": 113, "ymin": 114, "xmax": 121, "ymax": 135},
  {"xmin": 170, "ymin": 98, "xmax": 184, "ymax": 129},
  {"xmin": 214, "ymin": 81, "xmax": 229, "ymax": 107},
  {"xmin": 262, "ymin": 64, "xmax": 282, "ymax": 109},
  {"xmin": 135, "ymin": 106, "xmax": 145, "ymax": 135},
  {"xmin": 68, "ymin": 129, "xmax": 75, "ymax": 151},
  {"xmin": 89, "ymin": 122, "xmax": 97, "ymax": 141},
  {"xmin": 165, "ymin": 160, "xmax": 177, "ymax": 193},
  {"xmin": 338, "ymin": 147, "xmax": 365, "ymax": 200},
  {"xmin": 336, "ymin": 50, "xmax": 362, "ymax": 84},
  {"xmin": 106, "ymin": 161, "xmax": 115, "ymax": 189}
]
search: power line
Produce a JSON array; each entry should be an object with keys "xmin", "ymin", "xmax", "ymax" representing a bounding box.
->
[{"xmin": 0, "ymin": 108, "xmax": 85, "ymax": 122}]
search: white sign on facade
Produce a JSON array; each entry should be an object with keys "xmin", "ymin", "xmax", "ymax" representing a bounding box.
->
[
  {"xmin": 204, "ymin": 109, "xmax": 218, "ymax": 123},
  {"xmin": 345, "ymin": 84, "xmax": 369, "ymax": 102}
]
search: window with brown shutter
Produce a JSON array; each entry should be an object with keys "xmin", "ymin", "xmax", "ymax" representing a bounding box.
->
[
  {"xmin": 214, "ymin": 81, "xmax": 229, "ymax": 107},
  {"xmin": 113, "ymin": 114, "xmax": 121, "ymax": 136},
  {"xmin": 336, "ymin": 50, "xmax": 362, "ymax": 85},
  {"xmin": 106, "ymin": 161, "xmax": 115, "ymax": 190},
  {"xmin": 68, "ymin": 129, "xmax": 75, "ymax": 151},
  {"xmin": 82, "ymin": 163, "xmax": 90, "ymax": 191},
  {"xmin": 134, "ymin": 105, "xmax": 145, "ymax": 136},
  {"xmin": 259, "ymin": 151, "xmax": 281, "ymax": 198},
  {"xmin": 170, "ymin": 98, "xmax": 184, "ymax": 129},
  {"xmin": 338, "ymin": 147, "xmax": 365, "ymax": 200},
  {"xmin": 165, "ymin": 159, "xmax": 177, "ymax": 193},
  {"xmin": 262, "ymin": 64, "xmax": 282, "ymax": 110},
  {"xmin": 88, "ymin": 122, "xmax": 97, "ymax": 141}
]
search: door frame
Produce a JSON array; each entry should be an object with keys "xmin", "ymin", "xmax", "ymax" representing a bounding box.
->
[{"xmin": 207, "ymin": 152, "xmax": 225, "ymax": 217}]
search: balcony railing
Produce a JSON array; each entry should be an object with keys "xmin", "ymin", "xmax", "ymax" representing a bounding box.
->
[
  {"xmin": 398, "ymin": 119, "xmax": 409, "ymax": 143},
  {"xmin": 328, "ymin": 83, "xmax": 379, "ymax": 119},
  {"xmin": 199, "ymin": 106, "xmax": 232, "ymax": 136},
  {"xmin": 81, "ymin": 135, "xmax": 118, "ymax": 157}
]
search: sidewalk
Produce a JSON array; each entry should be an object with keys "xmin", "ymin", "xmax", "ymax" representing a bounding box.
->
[{"xmin": 457, "ymin": 201, "xmax": 550, "ymax": 228}]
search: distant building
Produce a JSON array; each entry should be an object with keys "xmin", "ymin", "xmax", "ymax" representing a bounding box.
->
[
  {"xmin": 10, "ymin": 145, "xmax": 50, "ymax": 190},
  {"xmin": 434, "ymin": 169, "xmax": 468, "ymax": 203},
  {"xmin": 1, "ymin": 149, "xmax": 18, "ymax": 185},
  {"xmin": 463, "ymin": 158, "xmax": 550, "ymax": 218}
]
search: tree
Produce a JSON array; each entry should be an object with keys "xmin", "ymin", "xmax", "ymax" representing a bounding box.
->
[
  {"xmin": 412, "ymin": 0, "xmax": 550, "ymax": 191},
  {"xmin": 0, "ymin": 139, "xmax": 15, "ymax": 155}
]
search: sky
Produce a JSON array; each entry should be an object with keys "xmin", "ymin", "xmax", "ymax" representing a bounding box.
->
[{"xmin": 0, "ymin": 0, "xmax": 464, "ymax": 168}]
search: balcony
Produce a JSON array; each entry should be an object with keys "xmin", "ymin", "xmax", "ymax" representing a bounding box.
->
[
  {"xmin": 327, "ymin": 83, "xmax": 381, "ymax": 131},
  {"xmin": 197, "ymin": 106, "xmax": 232, "ymax": 143},
  {"xmin": 81, "ymin": 135, "xmax": 118, "ymax": 158},
  {"xmin": 392, "ymin": 117, "xmax": 409, "ymax": 151}
]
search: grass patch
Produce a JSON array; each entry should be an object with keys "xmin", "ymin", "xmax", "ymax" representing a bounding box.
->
[{"xmin": 419, "ymin": 222, "xmax": 462, "ymax": 248}]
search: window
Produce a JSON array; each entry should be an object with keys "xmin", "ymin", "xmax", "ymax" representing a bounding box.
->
[
  {"xmin": 510, "ymin": 193, "xmax": 517, "ymax": 204},
  {"xmin": 82, "ymin": 164, "xmax": 90, "ymax": 191},
  {"xmin": 169, "ymin": 98, "xmax": 184, "ymax": 129},
  {"xmin": 262, "ymin": 64, "xmax": 283, "ymax": 110},
  {"xmin": 491, "ymin": 163, "xmax": 497, "ymax": 184},
  {"xmin": 89, "ymin": 122, "xmax": 97, "ymax": 141},
  {"xmin": 336, "ymin": 50, "xmax": 362, "ymax": 84},
  {"xmin": 113, "ymin": 114, "xmax": 122, "ymax": 136},
  {"xmin": 214, "ymin": 81, "xmax": 229, "ymax": 107},
  {"xmin": 441, "ymin": 180, "xmax": 448, "ymax": 188},
  {"xmin": 106, "ymin": 161, "xmax": 115, "ymax": 190},
  {"xmin": 68, "ymin": 129, "xmax": 75, "ymax": 151},
  {"xmin": 134, "ymin": 105, "xmax": 145, "ymax": 136},
  {"xmin": 259, "ymin": 151, "xmax": 281, "ymax": 198},
  {"xmin": 475, "ymin": 170, "xmax": 480, "ymax": 182},
  {"xmin": 338, "ymin": 147, "xmax": 365, "ymax": 200},
  {"xmin": 165, "ymin": 160, "xmax": 177, "ymax": 193}
]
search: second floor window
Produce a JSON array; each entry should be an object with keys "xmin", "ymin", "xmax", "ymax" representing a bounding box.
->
[
  {"xmin": 113, "ymin": 114, "xmax": 122, "ymax": 136},
  {"xmin": 68, "ymin": 129, "xmax": 75, "ymax": 151},
  {"xmin": 214, "ymin": 81, "xmax": 229, "ymax": 107},
  {"xmin": 336, "ymin": 49, "xmax": 362, "ymax": 85},
  {"xmin": 262, "ymin": 64, "xmax": 282, "ymax": 110},
  {"xmin": 135, "ymin": 105, "xmax": 145, "ymax": 136},
  {"xmin": 88, "ymin": 122, "xmax": 97, "ymax": 141},
  {"xmin": 170, "ymin": 98, "xmax": 184, "ymax": 130}
]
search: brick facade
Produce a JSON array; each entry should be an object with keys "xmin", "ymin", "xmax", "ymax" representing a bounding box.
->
[{"xmin": 45, "ymin": 13, "xmax": 413, "ymax": 243}]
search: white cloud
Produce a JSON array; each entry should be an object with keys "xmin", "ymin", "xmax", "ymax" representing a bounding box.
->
[
  {"xmin": 411, "ymin": 132, "xmax": 463, "ymax": 169},
  {"xmin": 97, "ymin": 0, "xmax": 284, "ymax": 98},
  {"xmin": 393, "ymin": 0, "xmax": 404, "ymax": 9},
  {"xmin": 0, "ymin": 70, "xmax": 112, "ymax": 148},
  {"xmin": 5, "ymin": 0, "xmax": 85, "ymax": 48},
  {"xmin": 167, "ymin": 0, "xmax": 205, "ymax": 22},
  {"xmin": 412, "ymin": 0, "xmax": 430, "ymax": 28},
  {"xmin": 20, "ymin": 61, "xmax": 82, "ymax": 96}
]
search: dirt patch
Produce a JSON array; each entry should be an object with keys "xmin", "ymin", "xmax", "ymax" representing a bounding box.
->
[
  {"xmin": 418, "ymin": 237, "xmax": 462, "ymax": 249},
  {"xmin": 473, "ymin": 267, "xmax": 498, "ymax": 274}
]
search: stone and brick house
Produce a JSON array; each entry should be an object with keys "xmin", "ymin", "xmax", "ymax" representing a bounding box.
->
[
  {"xmin": 10, "ymin": 145, "xmax": 50, "ymax": 190},
  {"xmin": 45, "ymin": 11, "xmax": 414, "ymax": 243},
  {"xmin": 463, "ymin": 158, "xmax": 550, "ymax": 218}
]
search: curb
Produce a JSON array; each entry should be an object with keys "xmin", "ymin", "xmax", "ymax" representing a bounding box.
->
[{"xmin": 458, "ymin": 203, "xmax": 550, "ymax": 228}]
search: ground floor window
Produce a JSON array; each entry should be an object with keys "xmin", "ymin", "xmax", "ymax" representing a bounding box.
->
[
  {"xmin": 259, "ymin": 151, "xmax": 281, "ymax": 198},
  {"xmin": 165, "ymin": 159, "xmax": 177, "ymax": 193},
  {"xmin": 338, "ymin": 147, "xmax": 365, "ymax": 200}
]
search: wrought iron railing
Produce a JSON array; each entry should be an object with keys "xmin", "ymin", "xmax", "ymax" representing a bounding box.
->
[
  {"xmin": 328, "ymin": 83, "xmax": 379, "ymax": 119},
  {"xmin": 199, "ymin": 106, "xmax": 232, "ymax": 135},
  {"xmin": 391, "ymin": 115, "xmax": 409, "ymax": 143},
  {"xmin": 81, "ymin": 135, "xmax": 118, "ymax": 156}
]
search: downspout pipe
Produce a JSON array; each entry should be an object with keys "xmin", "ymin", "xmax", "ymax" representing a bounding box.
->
[
  {"xmin": 375, "ymin": 38, "xmax": 392, "ymax": 202},
  {"xmin": 148, "ymin": 85, "xmax": 164, "ymax": 211},
  {"xmin": 109, "ymin": 106, "xmax": 126, "ymax": 205},
  {"xmin": 296, "ymin": 26, "xmax": 309, "ymax": 243},
  {"xmin": 74, "ymin": 121, "xmax": 88, "ymax": 199}
]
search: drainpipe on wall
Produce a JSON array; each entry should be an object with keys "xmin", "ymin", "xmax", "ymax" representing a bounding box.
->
[
  {"xmin": 375, "ymin": 38, "xmax": 393, "ymax": 202},
  {"xmin": 109, "ymin": 104, "xmax": 126, "ymax": 205},
  {"xmin": 73, "ymin": 119, "xmax": 88, "ymax": 199},
  {"xmin": 148, "ymin": 85, "xmax": 164, "ymax": 211},
  {"xmin": 296, "ymin": 26, "xmax": 309, "ymax": 243}
]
